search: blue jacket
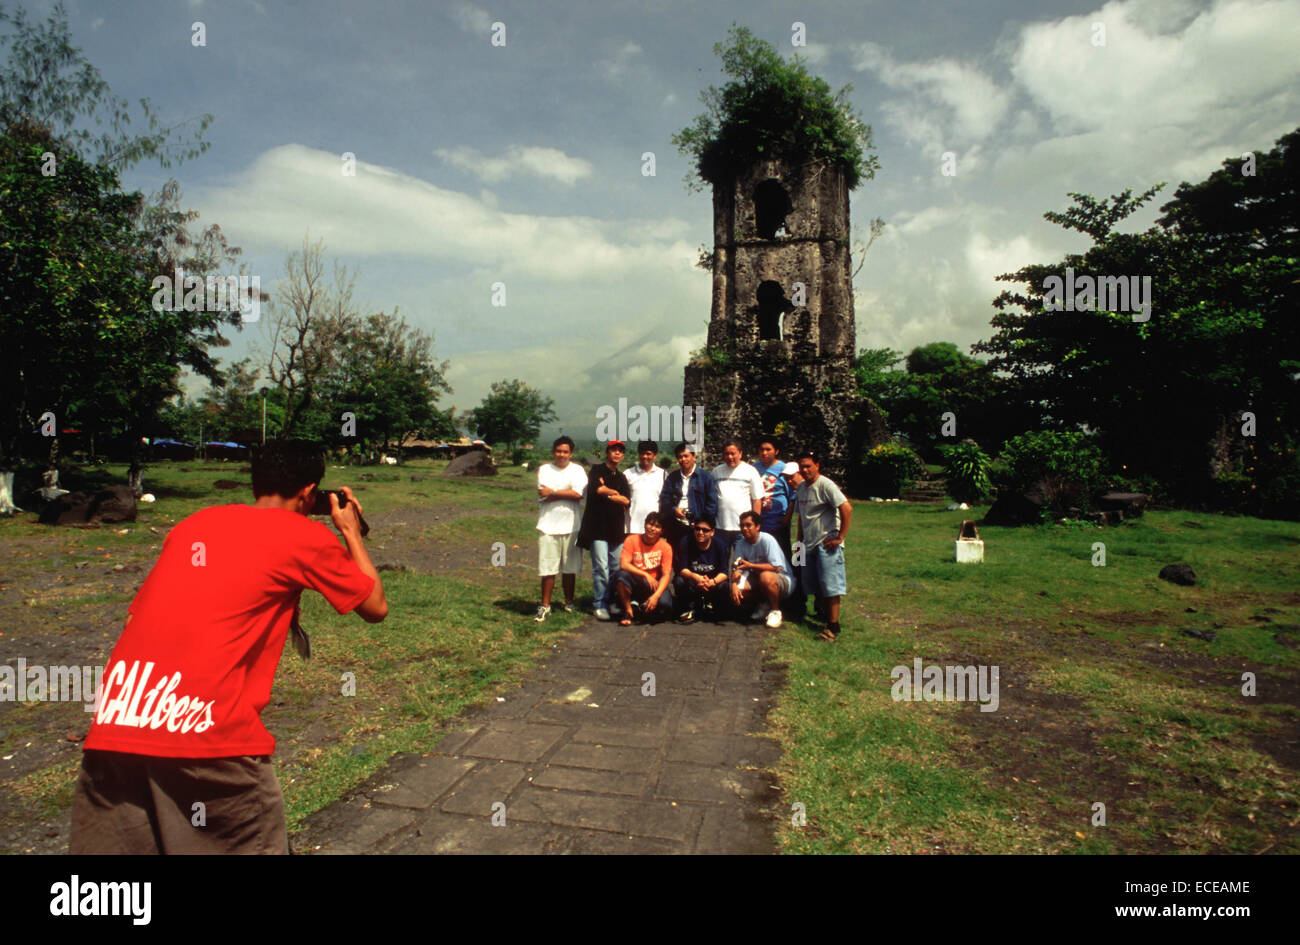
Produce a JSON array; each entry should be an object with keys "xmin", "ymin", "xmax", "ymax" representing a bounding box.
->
[{"xmin": 659, "ymin": 466, "xmax": 718, "ymax": 522}]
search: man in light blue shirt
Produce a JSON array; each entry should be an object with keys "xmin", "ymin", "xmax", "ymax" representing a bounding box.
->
[{"xmin": 730, "ymin": 511, "xmax": 794, "ymax": 629}]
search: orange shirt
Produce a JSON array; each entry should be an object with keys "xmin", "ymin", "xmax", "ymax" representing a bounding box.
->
[{"xmin": 621, "ymin": 534, "xmax": 672, "ymax": 583}]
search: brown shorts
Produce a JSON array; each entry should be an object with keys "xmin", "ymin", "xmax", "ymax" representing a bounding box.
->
[{"xmin": 70, "ymin": 750, "xmax": 289, "ymax": 855}]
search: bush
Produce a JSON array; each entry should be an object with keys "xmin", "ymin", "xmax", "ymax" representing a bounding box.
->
[
  {"xmin": 511, "ymin": 447, "xmax": 532, "ymax": 466},
  {"xmin": 858, "ymin": 442, "xmax": 924, "ymax": 498},
  {"xmin": 939, "ymin": 441, "xmax": 992, "ymax": 504},
  {"xmin": 997, "ymin": 430, "xmax": 1106, "ymax": 515}
]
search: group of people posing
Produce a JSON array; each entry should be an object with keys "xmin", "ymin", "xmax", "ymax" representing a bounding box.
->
[{"xmin": 535, "ymin": 437, "xmax": 852, "ymax": 642}]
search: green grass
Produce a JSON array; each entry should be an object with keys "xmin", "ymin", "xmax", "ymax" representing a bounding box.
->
[
  {"xmin": 3, "ymin": 461, "xmax": 1297, "ymax": 854},
  {"xmin": 769, "ymin": 502, "xmax": 1300, "ymax": 853},
  {"xmin": 0, "ymin": 458, "xmax": 587, "ymax": 845}
]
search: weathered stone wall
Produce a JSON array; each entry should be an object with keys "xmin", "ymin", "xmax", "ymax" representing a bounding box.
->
[{"xmin": 686, "ymin": 156, "xmax": 883, "ymax": 486}]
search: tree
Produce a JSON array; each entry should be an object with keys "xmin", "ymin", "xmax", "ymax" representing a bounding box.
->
[
  {"xmin": 0, "ymin": 2, "xmax": 212, "ymax": 172},
  {"xmin": 262, "ymin": 237, "xmax": 358, "ymax": 437},
  {"xmin": 0, "ymin": 120, "xmax": 144, "ymax": 505},
  {"xmin": 0, "ymin": 1, "xmax": 225, "ymax": 505},
  {"xmin": 468, "ymin": 380, "xmax": 557, "ymax": 456},
  {"xmin": 672, "ymin": 25, "xmax": 879, "ymax": 191},
  {"xmin": 974, "ymin": 128, "xmax": 1300, "ymax": 511},
  {"xmin": 854, "ymin": 343, "xmax": 1005, "ymax": 458},
  {"xmin": 317, "ymin": 312, "xmax": 455, "ymax": 456}
]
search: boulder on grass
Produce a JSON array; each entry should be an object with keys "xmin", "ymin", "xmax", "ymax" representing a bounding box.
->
[
  {"xmin": 442, "ymin": 449, "xmax": 497, "ymax": 477},
  {"xmin": 1100, "ymin": 492, "xmax": 1151, "ymax": 518},
  {"xmin": 38, "ymin": 486, "xmax": 137, "ymax": 525},
  {"xmin": 1159, "ymin": 563, "xmax": 1197, "ymax": 586},
  {"xmin": 983, "ymin": 478, "xmax": 1088, "ymax": 526}
]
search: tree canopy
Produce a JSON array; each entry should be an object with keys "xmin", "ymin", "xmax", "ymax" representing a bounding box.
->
[
  {"xmin": 469, "ymin": 379, "xmax": 557, "ymax": 455},
  {"xmin": 673, "ymin": 25, "xmax": 878, "ymax": 190}
]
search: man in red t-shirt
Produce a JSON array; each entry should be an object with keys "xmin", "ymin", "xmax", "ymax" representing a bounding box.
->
[{"xmin": 70, "ymin": 440, "xmax": 387, "ymax": 854}]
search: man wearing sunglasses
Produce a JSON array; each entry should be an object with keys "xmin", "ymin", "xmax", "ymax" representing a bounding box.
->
[{"xmin": 671, "ymin": 512, "xmax": 730, "ymax": 623}]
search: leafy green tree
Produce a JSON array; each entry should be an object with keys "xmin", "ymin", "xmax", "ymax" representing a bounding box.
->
[
  {"xmin": 0, "ymin": 120, "xmax": 145, "ymax": 491},
  {"xmin": 975, "ymin": 130, "xmax": 1299, "ymax": 509},
  {"xmin": 0, "ymin": 1, "xmax": 227, "ymax": 501},
  {"xmin": 673, "ymin": 25, "xmax": 879, "ymax": 191},
  {"xmin": 854, "ymin": 343, "xmax": 1003, "ymax": 458},
  {"xmin": 469, "ymin": 379, "xmax": 557, "ymax": 456},
  {"xmin": 0, "ymin": 2, "xmax": 212, "ymax": 171},
  {"xmin": 317, "ymin": 312, "xmax": 455, "ymax": 455}
]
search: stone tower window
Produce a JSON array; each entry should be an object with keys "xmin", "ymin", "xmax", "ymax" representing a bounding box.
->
[
  {"xmin": 757, "ymin": 280, "xmax": 789, "ymax": 340},
  {"xmin": 753, "ymin": 179, "xmax": 792, "ymax": 240}
]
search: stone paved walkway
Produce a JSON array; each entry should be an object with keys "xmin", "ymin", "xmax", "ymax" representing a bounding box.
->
[{"xmin": 297, "ymin": 617, "xmax": 784, "ymax": 854}]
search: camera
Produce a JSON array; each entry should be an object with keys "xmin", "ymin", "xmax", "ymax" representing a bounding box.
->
[{"xmin": 310, "ymin": 488, "xmax": 370, "ymax": 537}]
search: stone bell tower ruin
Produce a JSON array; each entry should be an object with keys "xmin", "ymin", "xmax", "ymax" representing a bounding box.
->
[{"xmin": 683, "ymin": 157, "xmax": 872, "ymax": 483}]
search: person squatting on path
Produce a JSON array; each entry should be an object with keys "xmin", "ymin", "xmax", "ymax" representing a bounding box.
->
[
  {"xmin": 70, "ymin": 439, "xmax": 387, "ymax": 854},
  {"xmin": 796, "ymin": 451, "xmax": 853, "ymax": 642},
  {"xmin": 613, "ymin": 511, "xmax": 673, "ymax": 626},
  {"xmin": 535, "ymin": 436, "xmax": 588, "ymax": 621},
  {"xmin": 671, "ymin": 511, "xmax": 731, "ymax": 623},
  {"xmin": 576, "ymin": 440, "xmax": 631, "ymax": 621},
  {"xmin": 730, "ymin": 510, "xmax": 795, "ymax": 629},
  {"xmin": 755, "ymin": 438, "xmax": 805, "ymax": 620}
]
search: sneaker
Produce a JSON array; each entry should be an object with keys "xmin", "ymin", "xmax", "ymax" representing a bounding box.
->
[
  {"xmin": 677, "ymin": 609, "xmax": 695, "ymax": 624},
  {"xmin": 534, "ymin": 605, "xmax": 550, "ymax": 622},
  {"xmin": 765, "ymin": 609, "xmax": 783, "ymax": 629},
  {"xmin": 630, "ymin": 600, "xmax": 643, "ymax": 619},
  {"xmin": 753, "ymin": 602, "xmax": 772, "ymax": 622},
  {"xmin": 561, "ymin": 601, "xmax": 575, "ymax": 613},
  {"xmin": 594, "ymin": 607, "xmax": 611, "ymax": 621}
]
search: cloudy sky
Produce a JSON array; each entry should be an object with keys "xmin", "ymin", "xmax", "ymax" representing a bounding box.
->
[{"xmin": 34, "ymin": 0, "xmax": 1300, "ymax": 440}]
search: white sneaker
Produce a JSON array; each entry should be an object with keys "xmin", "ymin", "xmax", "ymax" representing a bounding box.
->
[
  {"xmin": 534, "ymin": 605, "xmax": 551, "ymax": 622},
  {"xmin": 765, "ymin": 609, "xmax": 783, "ymax": 629},
  {"xmin": 753, "ymin": 603, "xmax": 771, "ymax": 621},
  {"xmin": 594, "ymin": 607, "xmax": 611, "ymax": 621}
]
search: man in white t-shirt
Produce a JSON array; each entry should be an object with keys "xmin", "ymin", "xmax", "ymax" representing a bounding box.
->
[
  {"xmin": 624, "ymin": 439, "xmax": 666, "ymax": 536},
  {"xmin": 711, "ymin": 440, "xmax": 764, "ymax": 562},
  {"xmin": 535, "ymin": 436, "xmax": 588, "ymax": 621}
]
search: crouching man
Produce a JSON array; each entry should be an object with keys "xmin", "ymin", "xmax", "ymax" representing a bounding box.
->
[
  {"xmin": 613, "ymin": 512, "xmax": 673, "ymax": 626},
  {"xmin": 730, "ymin": 511, "xmax": 794, "ymax": 629},
  {"xmin": 70, "ymin": 439, "xmax": 387, "ymax": 854},
  {"xmin": 672, "ymin": 512, "xmax": 730, "ymax": 623}
]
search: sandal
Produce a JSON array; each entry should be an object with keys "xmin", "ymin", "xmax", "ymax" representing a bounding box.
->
[{"xmin": 817, "ymin": 627, "xmax": 839, "ymax": 642}]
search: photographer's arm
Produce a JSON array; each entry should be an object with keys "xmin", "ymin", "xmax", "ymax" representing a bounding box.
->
[{"xmin": 332, "ymin": 488, "xmax": 388, "ymax": 622}]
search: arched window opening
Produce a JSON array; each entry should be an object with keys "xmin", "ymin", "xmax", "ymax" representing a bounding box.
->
[
  {"xmin": 757, "ymin": 280, "xmax": 788, "ymax": 340},
  {"xmin": 753, "ymin": 179, "xmax": 792, "ymax": 240}
]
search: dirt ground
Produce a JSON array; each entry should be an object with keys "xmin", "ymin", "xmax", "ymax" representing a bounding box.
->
[{"xmin": 0, "ymin": 495, "xmax": 514, "ymax": 855}]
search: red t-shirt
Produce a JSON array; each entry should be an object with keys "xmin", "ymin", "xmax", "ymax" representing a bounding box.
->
[{"xmin": 84, "ymin": 505, "xmax": 374, "ymax": 758}]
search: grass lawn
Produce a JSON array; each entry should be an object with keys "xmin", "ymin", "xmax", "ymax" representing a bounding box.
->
[
  {"xmin": 0, "ymin": 459, "xmax": 586, "ymax": 850},
  {"xmin": 2, "ymin": 459, "xmax": 1296, "ymax": 853},
  {"xmin": 768, "ymin": 504, "xmax": 1300, "ymax": 853}
]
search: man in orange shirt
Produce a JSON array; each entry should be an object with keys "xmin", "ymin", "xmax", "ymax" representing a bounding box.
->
[
  {"xmin": 70, "ymin": 439, "xmax": 387, "ymax": 854},
  {"xmin": 613, "ymin": 511, "xmax": 673, "ymax": 626}
]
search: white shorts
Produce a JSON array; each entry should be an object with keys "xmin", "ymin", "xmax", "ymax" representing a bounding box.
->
[{"xmin": 538, "ymin": 532, "xmax": 580, "ymax": 576}]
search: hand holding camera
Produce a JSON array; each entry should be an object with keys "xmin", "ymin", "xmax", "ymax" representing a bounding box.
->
[{"xmin": 311, "ymin": 486, "xmax": 370, "ymax": 538}]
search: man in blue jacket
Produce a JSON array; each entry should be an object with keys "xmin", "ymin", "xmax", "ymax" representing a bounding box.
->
[{"xmin": 658, "ymin": 441, "xmax": 717, "ymax": 550}]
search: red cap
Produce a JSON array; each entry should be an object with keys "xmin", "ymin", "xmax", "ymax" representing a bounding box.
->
[{"xmin": 607, "ymin": 440, "xmax": 626, "ymax": 449}]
